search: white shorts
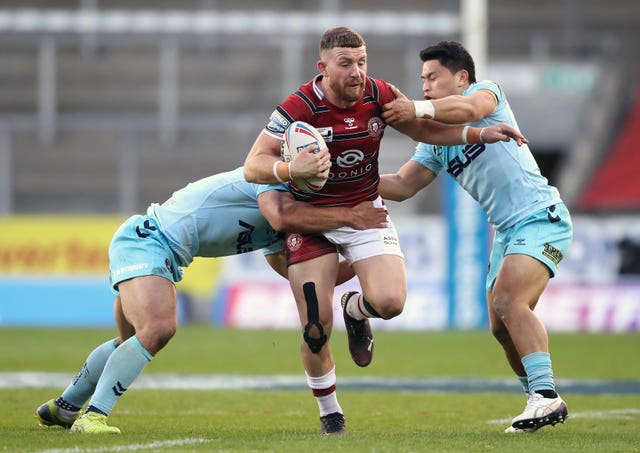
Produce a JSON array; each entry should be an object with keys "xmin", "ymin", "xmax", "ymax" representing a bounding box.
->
[{"xmin": 322, "ymin": 197, "xmax": 404, "ymax": 265}]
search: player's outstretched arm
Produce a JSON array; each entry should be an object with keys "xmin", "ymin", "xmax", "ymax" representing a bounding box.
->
[
  {"xmin": 383, "ymin": 83, "xmax": 508, "ymax": 145},
  {"xmin": 382, "ymin": 86, "xmax": 527, "ymax": 146},
  {"xmin": 379, "ymin": 161, "xmax": 437, "ymax": 202},
  {"xmin": 390, "ymin": 117, "xmax": 491, "ymax": 146},
  {"xmin": 382, "ymin": 84, "xmax": 497, "ymax": 125},
  {"xmin": 258, "ymin": 190, "xmax": 387, "ymax": 233},
  {"xmin": 482, "ymin": 123, "xmax": 528, "ymax": 146}
]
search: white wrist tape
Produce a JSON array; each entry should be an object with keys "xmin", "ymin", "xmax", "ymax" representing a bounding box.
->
[
  {"xmin": 273, "ymin": 160, "xmax": 285, "ymax": 183},
  {"xmin": 461, "ymin": 125, "xmax": 470, "ymax": 144},
  {"xmin": 413, "ymin": 100, "xmax": 435, "ymax": 119},
  {"xmin": 479, "ymin": 127, "xmax": 487, "ymax": 144}
]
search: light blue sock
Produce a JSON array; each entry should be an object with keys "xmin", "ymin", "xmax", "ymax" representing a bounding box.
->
[
  {"xmin": 522, "ymin": 352, "xmax": 555, "ymax": 394},
  {"xmin": 517, "ymin": 375, "xmax": 530, "ymax": 394},
  {"xmin": 88, "ymin": 336, "xmax": 153, "ymax": 415},
  {"xmin": 60, "ymin": 339, "xmax": 117, "ymax": 409}
]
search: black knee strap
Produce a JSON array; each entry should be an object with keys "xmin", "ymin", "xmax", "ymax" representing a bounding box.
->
[{"xmin": 302, "ymin": 282, "xmax": 327, "ymax": 354}]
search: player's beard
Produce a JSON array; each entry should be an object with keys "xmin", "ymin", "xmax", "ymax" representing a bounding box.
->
[{"xmin": 331, "ymin": 77, "xmax": 365, "ymax": 104}]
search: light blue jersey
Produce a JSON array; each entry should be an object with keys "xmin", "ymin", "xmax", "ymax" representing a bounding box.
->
[
  {"xmin": 148, "ymin": 167, "xmax": 284, "ymax": 265},
  {"xmin": 109, "ymin": 167, "xmax": 284, "ymax": 293},
  {"xmin": 412, "ymin": 81, "xmax": 562, "ymax": 231}
]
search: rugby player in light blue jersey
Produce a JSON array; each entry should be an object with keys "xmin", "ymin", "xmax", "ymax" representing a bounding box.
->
[
  {"xmin": 35, "ymin": 166, "xmax": 387, "ymax": 434},
  {"xmin": 380, "ymin": 41, "xmax": 572, "ymax": 433}
]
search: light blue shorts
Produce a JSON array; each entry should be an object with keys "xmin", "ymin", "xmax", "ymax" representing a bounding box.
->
[
  {"xmin": 108, "ymin": 214, "xmax": 183, "ymax": 295},
  {"xmin": 487, "ymin": 203, "xmax": 572, "ymax": 292}
]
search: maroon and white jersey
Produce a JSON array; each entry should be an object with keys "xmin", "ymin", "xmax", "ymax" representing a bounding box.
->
[{"xmin": 264, "ymin": 74, "xmax": 395, "ymax": 207}]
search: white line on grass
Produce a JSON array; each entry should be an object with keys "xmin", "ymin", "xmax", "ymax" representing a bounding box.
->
[
  {"xmin": 2, "ymin": 372, "xmax": 639, "ymax": 394},
  {"xmin": 38, "ymin": 437, "xmax": 212, "ymax": 453}
]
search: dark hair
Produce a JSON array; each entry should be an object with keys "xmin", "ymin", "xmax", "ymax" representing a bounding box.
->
[
  {"xmin": 419, "ymin": 41, "xmax": 476, "ymax": 83},
  {"xmin": 319, "ymin": 26, "xmax": 366, "ymax": 54}
]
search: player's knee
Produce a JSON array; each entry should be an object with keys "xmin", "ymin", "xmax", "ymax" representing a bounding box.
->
[
  {"xmin": 303, "ymin": 319, "xmax": 330, "ymax": 353},
  {"xmin": 301, "ymin": 281, "xmax": 330, "ymax": 353},
  {"xmin": 140, "ymin": 322, "xmax": 176, "ymax": 354},
  {"xmin": 491, "ymin": 294, "xmax": 514, "ymax": 319},
  {"xmin": 154, "ymin": 327, "xmax": 176, "ymax": 351},
  {"xmin": 371, "ymin": 293, "xmax": 406, "ymax": 319}
]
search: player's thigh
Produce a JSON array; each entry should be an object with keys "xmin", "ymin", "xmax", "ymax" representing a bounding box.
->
[
  {"xmin": 493, "ymin": 254, "xmax": 550, "ymax": 308},
  {"xmin": 352, "ymin": 254, "xmax": 407, "ymax": 301},
  {"xmin": 287, "ymin": 252, "xmax": 339, "ymax": 325},
  {"xmin": 117, "ymin": 275, "xmax": 177, "ymax": 331}
]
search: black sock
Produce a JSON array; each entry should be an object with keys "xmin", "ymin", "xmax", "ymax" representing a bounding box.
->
[
  {"xmin": 537, "ymin": 389, "xmax": 558, "ymax": 399},
  {"xmin": 55, "ymin": 397, "xmax": 81, "ymax": 412},
  {"xmin": 86, "ymin": 405, "xmax": 108, "ymax": 416},
  {"xmin": 362, "ymin": 296, "xmax": 382, "ymax": 318}
]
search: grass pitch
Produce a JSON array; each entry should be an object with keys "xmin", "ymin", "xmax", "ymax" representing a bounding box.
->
[{"xmin": 1, "ymin": 327, "xmax": 639, "ymax": 452}]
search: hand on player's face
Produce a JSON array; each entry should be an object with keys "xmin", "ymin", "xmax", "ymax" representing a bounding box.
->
[{"xmin": 289, "ymin": 145, "xmax": 331, "ymax": 180}]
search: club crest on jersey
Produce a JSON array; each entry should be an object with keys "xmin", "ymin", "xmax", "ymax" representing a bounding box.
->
[
  {"xmin": 367, "ymin": 117, "xmax": 385, "ymax": 138},
  {"xmin": 287, "ymin": 233, "xmax": 303, "ymax": 252}
]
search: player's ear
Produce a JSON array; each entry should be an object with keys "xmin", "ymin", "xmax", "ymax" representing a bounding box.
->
[
  {"xmin": 456, "ymin": 69, "xmax": 468, "ymax": 87},
  {"xmin": 317, "ymin": 60, "xmax": 327, "ymax": 76}
]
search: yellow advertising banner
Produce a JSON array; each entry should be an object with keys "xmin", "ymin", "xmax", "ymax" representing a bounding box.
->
[
  {"xmin": 0, "ymin": 215, "xmax": 124, "ymax": 275},
  {"xmin": 0, "ymin": 215, "xmax": 221, "ymax": 297}
]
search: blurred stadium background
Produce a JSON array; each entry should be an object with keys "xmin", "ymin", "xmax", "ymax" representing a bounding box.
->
[{"xmin": 1, "ymin": 0, "xmax": 639, "ymax": 332}]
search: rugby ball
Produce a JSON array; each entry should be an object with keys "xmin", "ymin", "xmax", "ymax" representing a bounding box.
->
[{"xmin": 281, "ymin": 121, "xmax": 329, "ymax": 193}]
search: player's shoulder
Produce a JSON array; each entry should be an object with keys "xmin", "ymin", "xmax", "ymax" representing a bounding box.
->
[
  {"xmin": 468, "ymin": 80, "xmax": 503, "ymax": 98},
  {"xmin": 292, "ymin": 77, "xmax": 323, "ymax": 107},
  {"xmin": 365, "ymin": 76, "xmax": 395, "ymax": 103},
  {"xmin": 270, "ymin": 78, "xmax": 322, "ymax": 131}
]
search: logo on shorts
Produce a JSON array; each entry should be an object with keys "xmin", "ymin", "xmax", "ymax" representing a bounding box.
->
[
  {"xmin": 367, "ymin": 117, "xmax": 384, "ymax": 138},
  {"xmin": 514, "ymin": 238, "xmax": 526, "ymax": 246},
  {"xmin": 287, "ymin": 234, "xmax": 303, "ymax": 252},
  {"xmin": 383, "ymin": 233, "xmax": 399, "ymax": 247},
  {"xmin": 547, "ymin": 204, "xmax": 561, "ymax": 223},
  {"xmin": 165, "ymin": 258, "xmax": 173, "ymax": 274},
  {"xmin": 135, "ymin": 219, "xmax": 157, "ymax": 238},
  {"xmin": 112, "ymin": 263, "xmax": 148, "ymax": 278},
  {"xmin": 542, "ymin": 243, "xmax": 563, "ymax": 265}
]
